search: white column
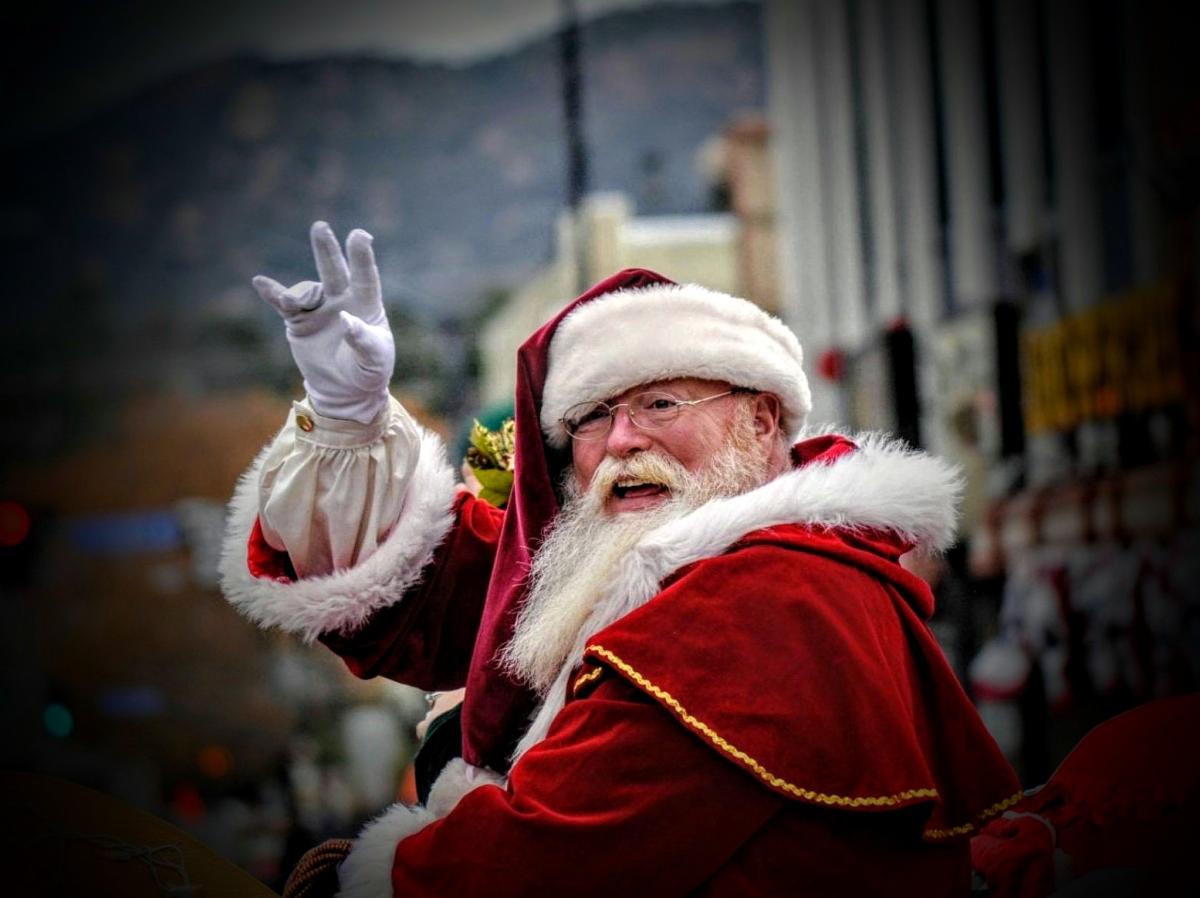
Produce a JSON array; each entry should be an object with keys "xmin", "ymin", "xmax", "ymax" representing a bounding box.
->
[
  {"xmin": 938, "ymin": 0, "xmax": 997, "ymax": 308},
  {"xmin": 765, "ymin": 0, "xmax": 843, "ymax": 425},
  {"xmin": 813, "ymin": 0, "xmax": 869, "ymax": 350},
  {"xmin": 858, "ymin": 0, "xmax": 902, "ymax": 325},
  {"xmin": 1046, "ymin": 0, "xmax": 1104, "ymax": 310},
  {"xmin": 995, "ymin": 0, "xmax": 1046, "ymax": 255},
  {"xmin": 890, "ymin": 0, "xmax": 943, "ymax": 331}
]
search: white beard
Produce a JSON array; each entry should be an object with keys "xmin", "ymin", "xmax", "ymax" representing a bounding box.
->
[{"xmin": 502, "ymin": 410, "xmax": 770, "ymax": 694}]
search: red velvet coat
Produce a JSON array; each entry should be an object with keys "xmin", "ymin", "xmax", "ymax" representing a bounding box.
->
[
  {"xmin": 371, "ymin": 526, "xmax": 1019, "ymax": 896},
  {"xmin": 234, "ymin": 434, "xmax": 1021, "ymax": 896}
]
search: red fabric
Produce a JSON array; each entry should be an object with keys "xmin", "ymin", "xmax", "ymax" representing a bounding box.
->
[
  {"xmin": 1049, "ymin": 692, "xmax": 1200, "ymax": 825},
  {"xmin": 462, "ymin": 268, "xmax": 677, "ymax": 769},
  {"xmin": 253, "ymin": 427, "xmax": 1016, "ymax": 831},
  {"xmin": 583, "ymin": 523, "xmax": 1019, "ymax": 839},
  {"xmin": 247, "ymin": 517, "xmax": 297, "ymax": 582},
  {"xmin": 250, "ymin": 428, "xmax": 1019, "ymax": 891},
  {"xmin": 390, "ymin": 673, "xmax": 974, "ymax": 898},
  {"xmin": 317, "ymin": 492, "xmax": 503, "ymax": 690},
  {"xmin": 379, "ymin": 500, "xmax": 1016, "ymax": 893},
  {"xmin": 378, "ymin": 437, "xmax": 1015, "ymax": 893},
  {"xmin": 790, "ymin": 431, "xmax": 858, "ymax": 467},
  {"xmin": 969, "ymin": 813, "xmax": 1057, "ymax": 898},
  {"xmin": 971, "ymin": 693, "xmax": 1200, "ymax": 896}
]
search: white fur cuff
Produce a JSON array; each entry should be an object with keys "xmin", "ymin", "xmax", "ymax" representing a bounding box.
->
[
  {"xmin": 334, "ymin": 761, "xmax": 504, "ymax": 897},
  {"xmin": 336, "ymin": 803, "xmax": 436, "ymax": 898},
  {"xmin": 218, "ymin": 427, "xmax": 457, "ymax": 642},
  {"xmin": 426, "ymin": 758, "xmax": 507, "ymax": 818}
]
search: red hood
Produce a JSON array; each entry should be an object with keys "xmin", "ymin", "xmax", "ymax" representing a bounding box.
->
[{"xmin": 462, "ymin": 269, "xmax": 677, "ymax": 770}]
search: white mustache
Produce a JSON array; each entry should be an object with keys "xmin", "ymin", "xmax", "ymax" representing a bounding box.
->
[{"xmin": 587, "ymin": 452, "xmax": 688, "ymax": 502}]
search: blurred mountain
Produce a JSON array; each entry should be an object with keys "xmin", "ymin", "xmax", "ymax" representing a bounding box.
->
[{"xmin": 6, "ymin": 1, "xmax": 763, "ymax": 332}]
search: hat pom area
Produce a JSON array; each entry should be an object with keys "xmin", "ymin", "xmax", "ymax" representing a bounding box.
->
[{"xmin": 540, "ymin": 283, "xmax": 812, "ymax": 449}]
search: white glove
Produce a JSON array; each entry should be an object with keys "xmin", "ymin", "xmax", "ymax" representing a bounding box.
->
[{"xmin": 253, "ymin": 221, "xmax": 396, "ymax": 424}]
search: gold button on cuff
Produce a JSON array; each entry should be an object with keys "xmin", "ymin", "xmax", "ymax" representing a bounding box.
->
[{"xmin": 296, "ymin": 413, "xmax": 315, "ymax": 433}]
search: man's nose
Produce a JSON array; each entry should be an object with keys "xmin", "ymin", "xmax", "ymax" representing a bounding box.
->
[{"xmin": 604, "ymin": 406, "xmax": 651, "ymax": 455}]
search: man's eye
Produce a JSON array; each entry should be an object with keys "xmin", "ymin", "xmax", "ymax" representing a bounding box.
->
[
  {"xmin": 577, "ymin": 407, "xmax": 609, "ymax": 425},
  {"xmin": 648, "ymin": 398, "xmax": 676, "ymax": 411}
]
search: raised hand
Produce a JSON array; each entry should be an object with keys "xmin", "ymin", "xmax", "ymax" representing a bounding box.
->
[{"xmin": 253, "ymin": 221, "xmax": 396, "ymax": 424}]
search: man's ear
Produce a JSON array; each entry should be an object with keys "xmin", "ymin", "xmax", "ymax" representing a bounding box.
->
[{"xmin": 751, "ymin": 392, "xmax": 783, "ymax": 437}]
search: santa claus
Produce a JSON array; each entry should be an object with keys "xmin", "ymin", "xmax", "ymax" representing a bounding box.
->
[{"xmin": 221, "ymin": 222, "xmax": 1020, "ymax": 896}]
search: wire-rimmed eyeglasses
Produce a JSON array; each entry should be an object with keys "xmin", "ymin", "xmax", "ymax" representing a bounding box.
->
[{"xmin": 561, "ymin": 389, "xmax": 746, "ymax": 441}]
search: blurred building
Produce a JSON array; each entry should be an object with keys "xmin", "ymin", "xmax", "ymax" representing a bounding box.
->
[
  {"xmin": 700, "ymin": 117, "xmax": 783, "ymax": 315},
  {"xmin": 479, "ymin": 116, "xmax": 781, "ymax": 409},
  {"xmin": 763, "ymin": 0, "xmax": 1197, "ymax": 779}
]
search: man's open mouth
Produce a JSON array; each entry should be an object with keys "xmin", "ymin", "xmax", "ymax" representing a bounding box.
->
[{"xmin": 612, "ymin": 480, "xmax": 669, "ymax": 500}]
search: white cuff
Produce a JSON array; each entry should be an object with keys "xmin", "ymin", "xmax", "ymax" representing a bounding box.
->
[
  {"xmin": 336, "ymin": 803, "xmax": 436, "ymax": 898},
  {"xmin": 219, "ymin": 424, "xmax": 457, "ymax": 642},
  {"xmin": 335, "ymin": 761, "xmax": 505, "ymax": 898},
  {"xmin": 426, "ymin": 758, "xmax": 507, "ymax": 818}
]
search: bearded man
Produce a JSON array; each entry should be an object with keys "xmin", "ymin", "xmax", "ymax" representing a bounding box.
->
[{"xmin": 221, "ymin": 223, "xmax": 1020, "ymax": 897}]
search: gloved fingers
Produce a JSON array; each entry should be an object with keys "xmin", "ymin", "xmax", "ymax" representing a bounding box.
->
[
  {"xmin": 253, "ymin": 275, "xmax": 300, "ymax": 316},
  {"xmin": 256, "ymin": 275, "xmax": 325, "ymax": 317},
  {"xmin": 288, "ymin": 280, "xmax": 325, "ymax": 309},
  {"xmin": 346, "ymin": 229, "xmax": 383, "ymax": 310},
  {"xmin": 340, "ymin": 311, "xmax": 393, "ymax": 374},
  {"xmin": 310, "ymin": 220, "xmax": 351, "ymax": 296}
]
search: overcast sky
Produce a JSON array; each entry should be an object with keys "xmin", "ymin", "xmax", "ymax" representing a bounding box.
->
[{"xmin": 10, "ymin": 0, "xmax": 740, "ymax": 145}]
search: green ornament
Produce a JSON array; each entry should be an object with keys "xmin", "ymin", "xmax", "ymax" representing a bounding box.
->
[{"xmin": 465, "ymin": 418, "xmax": 515, "ymax": 507}]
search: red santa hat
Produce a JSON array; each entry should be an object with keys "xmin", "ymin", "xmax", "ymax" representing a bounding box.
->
[
  {"xmin": 540, "ymin": 281, "xmax": 812, "ymax": 448},
  {"xmin": 460, "ymin": 269, "xmax": 813, "ymax": 771}
]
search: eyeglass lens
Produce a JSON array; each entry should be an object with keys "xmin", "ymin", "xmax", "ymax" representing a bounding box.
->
[{"xmin": 565, "ymin": 391, "xmax": 683, "ymax": 438}]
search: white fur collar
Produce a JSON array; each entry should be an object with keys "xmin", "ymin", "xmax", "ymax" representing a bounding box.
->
[{"xmin": 511, "ymin": 431, "xmax": 961, "ymax": 763}]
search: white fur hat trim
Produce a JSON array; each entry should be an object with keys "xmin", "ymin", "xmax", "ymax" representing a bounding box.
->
[{"xmin": 541, "ymin": 283, "xmax": 812, "ymax": 449}]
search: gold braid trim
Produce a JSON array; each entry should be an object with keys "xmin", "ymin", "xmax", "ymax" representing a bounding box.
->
[
  {"xmin": 572, "ymin": 666, "xmax": 604, "ymax": 695},
  {"xmin": 585, "ymin": 643, "xmax": 1017, "ymax": 840},
  {"xmin": 586, "ymin": 645, "xmax": 937, "ymax": 808},
  {"xmin": 922, "ymin": 790, "xmax": 1025, "ymax": 839}
]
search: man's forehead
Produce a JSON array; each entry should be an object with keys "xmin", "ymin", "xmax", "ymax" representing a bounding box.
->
[{"xmin": 602, "ymin": 377, "xmax": 733, "ymax": 403}]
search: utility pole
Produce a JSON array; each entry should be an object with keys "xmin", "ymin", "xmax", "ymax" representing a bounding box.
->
[{"xmin": 559, "ymin": 0, "xmax": 590, "ymax": 293}]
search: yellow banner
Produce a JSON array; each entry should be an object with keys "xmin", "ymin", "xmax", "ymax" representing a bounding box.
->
[{"xmin": 1022, "ymin": 283, "xmax": 1183, "ymax": 434}]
